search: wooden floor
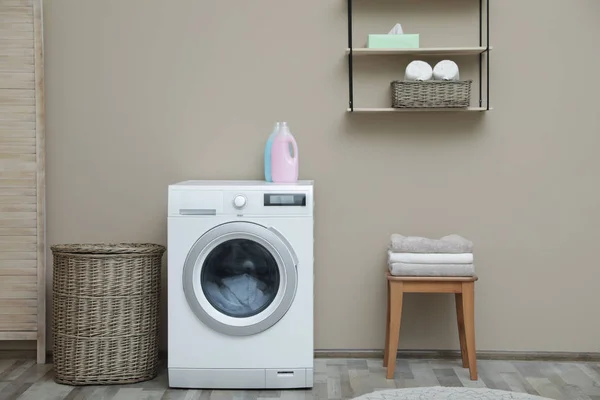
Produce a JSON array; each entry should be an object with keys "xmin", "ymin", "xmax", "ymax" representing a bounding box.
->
[{"xmin": 1, "ymin": 358, "xmax": 600, "ymax": 400}]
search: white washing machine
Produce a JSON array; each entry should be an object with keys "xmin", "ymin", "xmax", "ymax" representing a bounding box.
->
[{"xmin": 167, "ymin": 180, "xmax": 314, "ymax": 389}]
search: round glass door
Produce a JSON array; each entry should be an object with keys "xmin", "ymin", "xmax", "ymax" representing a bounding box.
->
[
  {"xmin": 201, "ymin": 238, "xmax": 280, "ymax": 318},
  {"xmin": 182, "ymin": 222, "xmax": 298, "ymax": 336}
]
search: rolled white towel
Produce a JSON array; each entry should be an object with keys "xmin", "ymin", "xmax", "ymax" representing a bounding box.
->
[
  {"xmin": 388, "ymin": 251, "xmax": 473, "ymax": 264},
  {"xmin": 405, "ymin": 60, "xmax": 433, "ymax": 81},
  {"xmin": 433, "ymin": 60, "xmax": 460, "ymax": 81}
]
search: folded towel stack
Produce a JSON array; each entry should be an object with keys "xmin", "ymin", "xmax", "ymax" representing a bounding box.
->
[{"xmin": 388, "ymin": 234, "xmax": 475, "ymax": 277}]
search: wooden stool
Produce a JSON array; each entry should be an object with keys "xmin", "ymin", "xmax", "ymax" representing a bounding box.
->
[{"xmin": 384, "ymin": 272, "xmax": 478, "ymax": 380}]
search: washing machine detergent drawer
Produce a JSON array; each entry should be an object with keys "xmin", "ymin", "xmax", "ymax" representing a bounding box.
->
[{"xmin": 168, "ymin": 367, "xmax": 314, "ymax": 389}]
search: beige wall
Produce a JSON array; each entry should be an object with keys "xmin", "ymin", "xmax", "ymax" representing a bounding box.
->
[{"xmin": 26, "ymin": 0, "xmax": 600, "ymax": 352}]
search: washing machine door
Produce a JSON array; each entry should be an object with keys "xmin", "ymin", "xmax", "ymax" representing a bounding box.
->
[{"xmin": 182, "ymin": 221, "xmax": 298, "ymax": 336}]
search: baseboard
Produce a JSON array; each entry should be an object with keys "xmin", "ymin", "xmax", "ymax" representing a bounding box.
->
[
  {"xmin": 314, "ymin": 349, "xmax": 600, "ymax": 362},
  {"xmin": 0, "ymin": 350, "xmax": 38, "ymax": 360},
  {"xmin": 2, "ymin": 349, "xmax": 599, "ymax": 363}
]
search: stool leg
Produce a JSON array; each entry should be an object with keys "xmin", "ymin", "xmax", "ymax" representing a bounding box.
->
[
  {"xmin": 386, "ymin": 281, "xmax": 403, "ymax": 379},
  {"xmin": 462, "ymin": 282, "xmax": 478, "ymax": 380},
  {"xmin": 455, "ymin": 293, "xmax": 469, "ymax": 368},
  {"xmin": 383, "ymin": 280, "xmax": 390, "ymax": 367}
]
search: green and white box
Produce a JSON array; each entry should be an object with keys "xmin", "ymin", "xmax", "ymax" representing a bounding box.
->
[{"xmin": 367, "ymin": 34, "xmax": 420, "ymax": 49}]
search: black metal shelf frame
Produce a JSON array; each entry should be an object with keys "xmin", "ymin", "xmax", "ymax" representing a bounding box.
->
[{"xmin": 347, "ymin": 0, "xmax": 490, "ymax": 112}]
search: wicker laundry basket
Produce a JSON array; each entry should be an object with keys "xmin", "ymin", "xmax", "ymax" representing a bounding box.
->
[
  {"xmin": 391, "ymin": 80, "xmax": 472, "ymax": 108},
  {"xmin": 51, "ymin": 243, "xmax": 166, "ymax": 385}
]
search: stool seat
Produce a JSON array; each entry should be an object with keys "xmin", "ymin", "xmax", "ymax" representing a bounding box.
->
[
  {"xmin": 384, "ymin": 272, "xmax": 478, "ymax": 380},
  {"xmin": 387, "ymin": 273, "xmax": 477, "ymax": 292}
]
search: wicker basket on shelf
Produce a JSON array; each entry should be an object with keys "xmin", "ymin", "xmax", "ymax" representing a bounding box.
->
[
  {"xmin": 51, "ymin": 243, "xmax": 166, "ymax": 386},
  {"xmin": 391, "ymin": 80, "xmax": 472, "ymax": 108}
]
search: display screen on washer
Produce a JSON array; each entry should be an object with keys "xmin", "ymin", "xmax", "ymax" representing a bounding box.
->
[{"xmin": 264, "ymin": 193, "xmax": 306, "ymax": 206}]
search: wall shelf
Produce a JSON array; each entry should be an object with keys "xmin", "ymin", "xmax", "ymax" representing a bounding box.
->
[
  {"xmin": 348, "ymin": 107, "xmax": 487, "ymax": 113},
  {"xmin": 346, "ymin": 0, "xmax": 491, "ymax": 112},
  {"xmin": 346, "ymin": 47, "xmax": 490, "ymax": 56}
]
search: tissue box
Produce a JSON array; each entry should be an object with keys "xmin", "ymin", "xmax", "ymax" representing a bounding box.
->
[{"xmin": 367, "ymin": 34, "xmax": 419, "ymax": 49}]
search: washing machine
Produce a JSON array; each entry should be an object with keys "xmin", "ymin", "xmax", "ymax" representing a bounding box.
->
[{"xmin": 167, "ymin": 180, "xmax": 314, "ymax": 389}]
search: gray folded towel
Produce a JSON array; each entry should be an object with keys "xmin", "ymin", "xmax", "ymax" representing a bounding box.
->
[
  {"xmin": 390, "ymin": 234, "xmax": 473, "ymax": 254},
  {"xmin": 389, "ymin": 262, "xmax": 475, "ymax": 277}
]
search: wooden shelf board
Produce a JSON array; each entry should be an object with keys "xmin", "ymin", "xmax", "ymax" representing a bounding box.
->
[
  {"xmin": 346, "ymin": 47, "xmax": 490, "ymax": 56},
  {"xmin": 0, "ymin": 331, "xmax": 37, "ymax": 340},
  {"xmin": 347, "ymin": 107, "xmax": 488, "ymax": 113}
]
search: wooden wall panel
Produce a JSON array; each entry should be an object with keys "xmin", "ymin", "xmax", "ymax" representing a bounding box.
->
[{"xmin": 0, "ymin": 0, "xmax": 45, "ymax": 363}]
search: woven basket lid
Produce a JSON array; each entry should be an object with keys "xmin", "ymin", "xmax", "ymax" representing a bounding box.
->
[{"xmin": 50, "ymin": 243, "xmax": 166, "ymax": 255}]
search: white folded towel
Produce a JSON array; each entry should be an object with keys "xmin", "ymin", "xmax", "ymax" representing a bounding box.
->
[
  {"xmin": 388, "ymin": 251, "xmax": 473, "ymax": 264},
  {"xmin": 390, "ymin": 234, "xmax": 473, "ymax": 254},
  {"xmin": 433, "ymin": 60, "xmax": 460, "ymax": 81},
  {"xmin": 405, "ymin": 60, "xmax": 433, "ymax": 81},
  {"xmin": 389, "ymin": 262, "xmax": 475, "ymax": 277}
]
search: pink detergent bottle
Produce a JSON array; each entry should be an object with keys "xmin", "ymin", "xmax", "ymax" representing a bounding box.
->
[{"xmin": 270, "ymin": 122, "xmax": 298, "ymax": 183}]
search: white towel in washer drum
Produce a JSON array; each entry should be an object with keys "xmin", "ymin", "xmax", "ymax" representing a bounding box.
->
[
  {"xmin": 204, "ymin": 274, "xmax": 269, "ymax": 315},
  {"xmin": 388, "ymin": 251, "xmax": 473, "ymax": 264}
]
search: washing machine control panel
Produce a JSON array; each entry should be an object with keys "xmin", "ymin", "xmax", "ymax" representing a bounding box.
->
[
  {"xmin": 224, "ymin": 191, "xmax": 311, "ymax": 216},
  {"xmin": 168, "ymin": 186, "xmax": 313, "ymax": 217}
]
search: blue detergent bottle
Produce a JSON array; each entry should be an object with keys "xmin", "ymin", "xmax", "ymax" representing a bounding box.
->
[{"xmin": 264, "ymin": 122, "xmax": 280, "ymax": 182}]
